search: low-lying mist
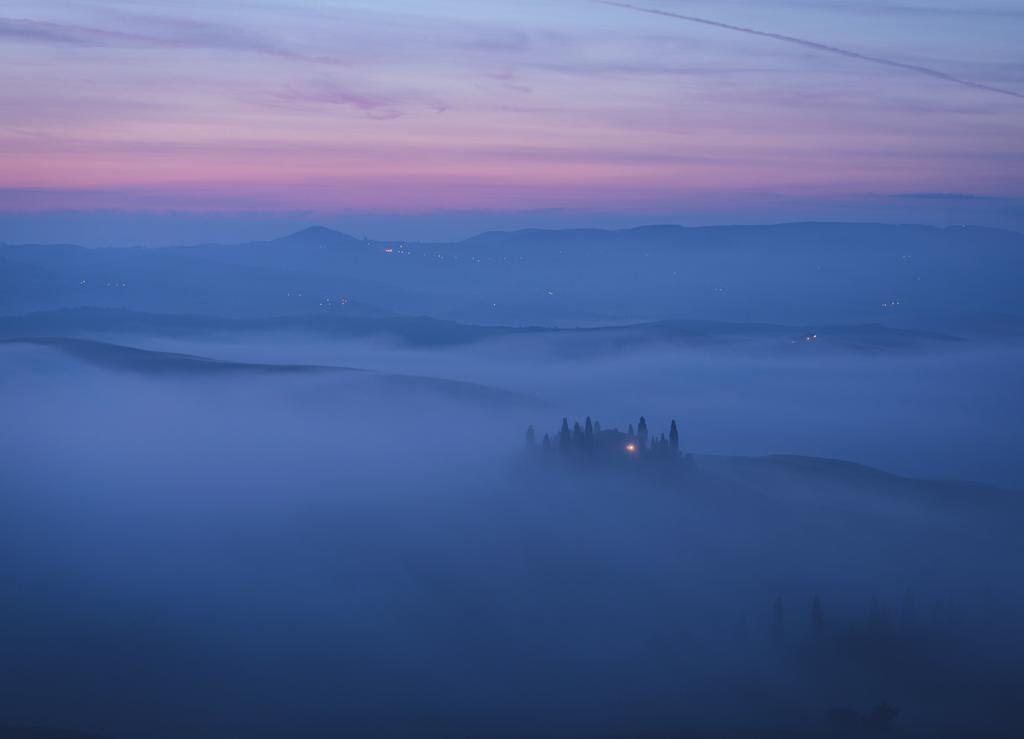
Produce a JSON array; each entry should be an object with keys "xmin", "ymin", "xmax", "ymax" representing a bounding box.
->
[
  {"xmin": 2, "ymin": 341, "xmax": 1023, "ymax": 738},
  {"xmin": 104, "ymin": 330, "xmax": 1024, "ymax": 488}
]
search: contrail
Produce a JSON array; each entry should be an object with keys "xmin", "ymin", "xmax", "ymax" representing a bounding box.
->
[{"xmin": 598, "ymin": 1, "xmax": 1024, "ymax": 100}]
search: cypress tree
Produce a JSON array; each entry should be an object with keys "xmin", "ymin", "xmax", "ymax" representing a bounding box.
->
[
  {"xmin": 869, "ymin": 596, "xmax": 891, "ymax": 635},
  {"xmin": 559, "ymin": 417, "xmax": 571, "ymax": 454},
  {"xmin": 811, "ymin": 594, "xmax": 825, "ymax": 636},
  {"xmin": 628, "ymin": 423, "xmax": 635, "ymax": 437},
  {"xmin": 542, "ymin": 433, "xmax": 552, "ymax": 453},
  {"xmin": 773, "ymin": 597, "xmax": 786, "ymax": 645},
  {"xmin": 734, "ymin": 613, "xmax": 750, "ymax": 646},
  {"xmin": 593, "ymin": 420, "xmax": 602, "ymax": 434},
  {"xmin": 525, "ymin": 425, "xmax": 536, "ymax": 448},
  {"xmin": 585, "ymin": 416, "xmax": 594, "ymax": 441},
  {"xmin": 899, "ymin": 589, "xmax": 918, "ymax": 632},
  {"xmin": 572, "ymin": 422, "xmax": 584, "ymax": 450},
  {"xmin": 637, "ymin": 416, "xmax": 649, "ymax": 448},
  {"xmin": 669, "ymin": 420, "xmax": 679, "ymax": 452}
]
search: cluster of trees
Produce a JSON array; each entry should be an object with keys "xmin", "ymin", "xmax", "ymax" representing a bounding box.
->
[
  {"xmin": 525, "ymin": 415, "xmax": 681, "ymax": 461},
  {"xmin": 739, "ymin": 587, "xmax": 1023, "ymax": 732},
  {"xmin": 727, "ymin": 590, "xmax": 974, "ymax": 734},
  {"xmin": 753, "ymin": 590, "xmax": 936, "ymax": 653}
]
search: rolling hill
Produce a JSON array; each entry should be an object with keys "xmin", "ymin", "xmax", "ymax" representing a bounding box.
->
[
  {"xmin": 0, "ymin": 337, "xmax": 539, "ymax": 407},
  {"xmin": 0, "ymin": 307, "xmax": 964, "ymax": 353}
]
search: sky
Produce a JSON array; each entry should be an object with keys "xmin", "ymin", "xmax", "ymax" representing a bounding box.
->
[{"xmin": 2, "ymin": 0, "xmax": 1023, "ymax": 244}]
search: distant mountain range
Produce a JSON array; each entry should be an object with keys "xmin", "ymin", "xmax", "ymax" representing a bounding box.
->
[{"xmin": 3, "ymin": 222, "xmax": 1023, "ymax": 326}]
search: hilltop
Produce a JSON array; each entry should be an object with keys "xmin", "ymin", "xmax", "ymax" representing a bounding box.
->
[{"xmin": 3, "ymin": 222, "xmax": 1023, "ymax": 327}]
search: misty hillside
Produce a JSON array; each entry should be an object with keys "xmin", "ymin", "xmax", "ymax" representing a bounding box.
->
[
  {"xmin": 3, "ymin": 348, "xmax": 1022, "ymax": 737},
  {"xmin": 3, "ymin": 224, "xmax": 1023, "ymax": 739},
  {"xmin": 0, "ymin": 306, "xmax": 964, "ymax": 353},
  {"xmin": 6, "ymin": 0, "xmax": 1023, "ymax": 734},
  {"xmin": 0, "ymin": 337, "xmax": 538, "ymax": 407},
  {"xmin": 3, "ymin": 223, "xmax": 1023, "ymax": 326},
  {"xmin": 3, "ymin": 278, "xmax": 1023, "ymax": 738}
]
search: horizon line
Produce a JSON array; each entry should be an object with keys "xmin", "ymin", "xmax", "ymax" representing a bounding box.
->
[{"xmin": 4, "ymin": 219, "xmax": 1021, "ymax": 248}]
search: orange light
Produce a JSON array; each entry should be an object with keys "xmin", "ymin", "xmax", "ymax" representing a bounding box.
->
[{"xmin": 625, "ymin": 443, "xmax": 637, "ymax": 453}]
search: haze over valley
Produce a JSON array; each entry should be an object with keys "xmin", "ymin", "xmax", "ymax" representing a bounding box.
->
[{"xmin": 3, "ymin": 0, "xmax": 1023, "ymax": 735}]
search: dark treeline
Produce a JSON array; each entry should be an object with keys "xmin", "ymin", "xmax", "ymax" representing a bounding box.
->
[
  {"xmin": 526, "ymin": 415, "xmax": 682, "ymax": 463},
  {"xmin": 510, "ymin": 418, "xmax": 1024, "ymax": 735},
  {"xmin": 729, "ymin": 586, "xmax": 1024, "ymax": 735}
]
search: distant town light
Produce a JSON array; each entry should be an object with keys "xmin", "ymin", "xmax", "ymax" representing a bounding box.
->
[{"xmin": 625, "ymin": 443, "xmax": 637, "ymax": 453}]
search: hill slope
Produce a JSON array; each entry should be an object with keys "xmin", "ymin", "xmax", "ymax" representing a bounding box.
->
[
  {"xmin": 0, "ymin": 307, "xmax": 964, "ymax": 353},
  {"xmin": 0, "ymin": 337, "xmax": 538, "ymax": 407}
]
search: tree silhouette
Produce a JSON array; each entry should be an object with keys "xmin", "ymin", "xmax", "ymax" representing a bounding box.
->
[
  {"xmin": 869, "ymin": 596, "xmax": 891, "ymax": 636},
  {"xmin": 542, "ymin": 433, "xmax": 552, "ymax": 453},
  {"xmin": 734, "ymin": 613, "xmax": 750, "ymax": 646},
  {"xmin": 572, "ymin": 422, "xmax": 584, "ymax": 451},
  {"xmin": 811, "ymin": 594, "xmax": 825, "ymax": 636},
  {"xmin": 773, "ymin": 597, "xmax": 786, "ymax": 645},
  {"xmin": 899, "ymin": 589, "xmax": 918, "ymax": 632},
  {"xmin": 865, "ymin": 703, "xmax": 899, "ymax": 732},
  {"xmin": 530, "ymin": 415, "xmax": 689, "ymax": 464}
]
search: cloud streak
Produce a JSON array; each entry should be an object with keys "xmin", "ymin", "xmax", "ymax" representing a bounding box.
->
[
  {"xmin": 0, "ymin": 16, "xmax": 345, "ymax": 64},
  {"xmin": 891, "ymin": 192, "xmax": 1003, "ymax": 201},
  {"xmin": 708, "ymin": 0, "xmax": 1024, "ymax": 19},
  {"xmin": 274, "ymin": 78, "xmax": 450, "ymax": 120},
  {"xmin": 598, "ymin": 1, "xmax": 1024, "ymax": 101},
  {"xmin": 0, "ymin": 17, "xmax": 154, "ymax": 46}
]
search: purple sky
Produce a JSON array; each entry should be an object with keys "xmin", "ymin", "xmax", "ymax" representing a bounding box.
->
[{"xmin": 1, "ymin": 0, "xmax": 1022, "ymax": 244}]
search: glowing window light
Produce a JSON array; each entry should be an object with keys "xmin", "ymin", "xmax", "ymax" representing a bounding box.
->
[{"xmin": 625, "ymin": 443, "xmax": 637, "ymax": 453}]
